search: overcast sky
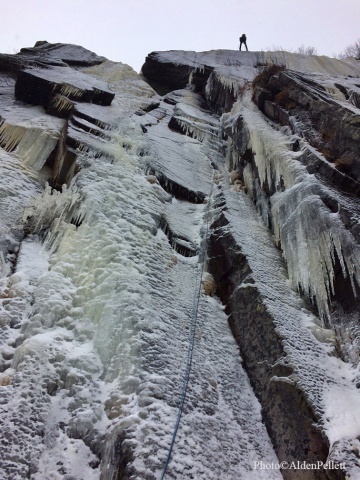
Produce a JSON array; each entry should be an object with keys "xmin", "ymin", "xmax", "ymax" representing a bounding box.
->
[{"xmin": 1, "ymin": 0, "xmax": 359, "ymax": 73}]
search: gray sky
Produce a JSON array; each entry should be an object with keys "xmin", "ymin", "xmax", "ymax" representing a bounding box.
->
[{"xmin": 1, "ymin": 0, "xmax": 359, "ymax": 72}]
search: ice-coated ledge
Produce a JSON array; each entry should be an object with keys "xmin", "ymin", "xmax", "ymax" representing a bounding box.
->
[
  {"xmin": 0, "ymin": 50, "xmax": 283, "ymax": 479},
  {"xmin": 15, "ymin": 66, "xmax": 114, "ymax": 110},
  {"xmin": 20, "ymin": 41, "xmax": 107, "ymax": 66},
  {"xmin": 144, "ymin": 49, "xmax": 360, "ymax": 77}
]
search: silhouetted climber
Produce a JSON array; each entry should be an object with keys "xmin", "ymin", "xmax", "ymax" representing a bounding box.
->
[{"xmin": 239, "ymin": 34, "xmax": 248, "ymax": 51}]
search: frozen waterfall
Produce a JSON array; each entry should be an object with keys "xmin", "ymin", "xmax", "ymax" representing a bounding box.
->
[{"xmin": 1, "ymin": 43, "xmax": 360, "ymax": 479}]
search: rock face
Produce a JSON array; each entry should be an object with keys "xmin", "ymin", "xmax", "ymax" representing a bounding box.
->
[
  {"xmin": 252, "ymin": 67, "xmax": 360, "ymax": 185},
  {"xmin": 1, "ymin": 42, "xmax": 360, "ymax": 480},
  {"xmin": 142, "ymin": 49, "xmax": 360, "ymax": 479},
  {"xmin": 15, "ymin": 66, "xmax": 114, "ymax": 112},
  {"xmin": 21, "ymin": 41, "xmax": 108, "ymax": 66},
  {"xmin": 0, "ymin": 44, "xmax": 115, "ymax": 194}
]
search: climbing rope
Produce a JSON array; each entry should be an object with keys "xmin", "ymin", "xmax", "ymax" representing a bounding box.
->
[{"xmin": 160, "ymin": 174, "xmax": 215, "ymax": 480}]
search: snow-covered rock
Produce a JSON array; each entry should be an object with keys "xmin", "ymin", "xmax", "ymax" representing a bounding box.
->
[{"xmin": 0, "ymin": 42, "xmax": 360, "ymax": 480}]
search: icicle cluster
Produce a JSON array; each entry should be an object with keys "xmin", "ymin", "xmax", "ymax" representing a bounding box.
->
[
  {"xmin": 0, "ymin": 123, "xmax": 26, "ymax": 152},
  {"xmin": 23, "ymin": 183, "xmax": 82, "ymax": 249},
  {"xmin": 231, "ymin": 94, "xmax": 360, "ymax": 320},
  {"xmin": 51, "ymin": 94, "xmax": 74, "ymax": 113},
  {"xmin": 0, "ymin": 120, "xmax": 62, "ymax": 169},
  {"xmin": 273, "ymin": 185, "xmax": 360, "ymax": 318},
  {"xmin": 59, "ymin": 83, "xmax": 83, "ymax": 98}
]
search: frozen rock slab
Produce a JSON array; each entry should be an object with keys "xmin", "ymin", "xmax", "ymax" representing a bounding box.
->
[
  {"xmin": 142, "ymin": 51, "xmax": 213, "ymax": 94},
  {"xmin": 74, "ymin": 103, "xmax": 121, "ymax": 130},
  {"xmin": 146, "ymin": 123, "xmax": 213, "ymax": 203},
  {"xmin": 143, "ymin": 92, "xmax": 215, "ymax": 203},
  {"xmin": 142, "ymin": 49, "xmax": 360, "ymax": 111},
  {"xmin": 141, "ymin": 52, "xmax": 192, "ymax": 93},
  {"xmin": 0, "ymin": 41, "xmax": 107, "ymax": 79},
  {"xmin": 160, "ymin": 201, "xmax": 205, "ymax": 256},
  {"xmin": 0, "ymin": 53, "xmax": 66, "ymax": 77},
  {"xmin": 209, "ymin": 182, "xmax": 360, "ymax": 479},
  {"xmin": 142, "ymin": 50, "xmax": 360, "ymax": 96},
  {"xmin": 19, "ymin": 41, "xmax": 107, "ymax": 67},
  {"xmin": 0, "ymin": 110, "xmax": 64, "ymax": 166},
  {"xmin": 15, "ymin": 66, "xmax": 114, "ymax": 115},
  {"xmin": 169, "ymin": 102, "xmax": 220, "ymax": 143}
]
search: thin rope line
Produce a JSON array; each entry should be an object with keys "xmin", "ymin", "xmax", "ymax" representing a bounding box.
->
[{"xmin": 160, "ymin": 175, "xmax": 215, "ymax": 480}]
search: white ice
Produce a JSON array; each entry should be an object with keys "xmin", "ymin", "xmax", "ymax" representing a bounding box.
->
[{"xmin": 0, "ymin": 60, "xmax": 282, "ymax": 479}]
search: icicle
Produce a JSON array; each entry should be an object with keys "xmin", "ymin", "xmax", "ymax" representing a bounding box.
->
[
  {"xmin": 0, "ymin": 123, "xmax": 26, "ymax": 152},
  {"xmin": 230, "ymin": 92, "xmax": 360, "ymax": 321},
  {"xmin": 174, "ymin": 116, "xmax": 218, "ymax": 142},
  {"xmin": 60, "ymin": 83, "xmax": 84, "ymax": 98},
  {"xmin": 24, "ymin": 182, "xmax": 82, "ymax": 248},
  {"xmin": 0, "ymin": 121, "xmax": 61, "ymax": 170},
  {"xmin": 241, "ymin": 106, "xmax": 305, "ymax": 191},
  {"xmin": 272, "ymin": 188, "xmax": 360, "ymax": 320},
  {"xmin": 51, "ymin": 94, "xmax": 74, "ymax": 112}
]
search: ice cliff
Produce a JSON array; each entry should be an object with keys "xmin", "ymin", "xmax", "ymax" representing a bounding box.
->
[{"xmin": 0, "ymin": 41, "xmax": 360, "ymax": 479}]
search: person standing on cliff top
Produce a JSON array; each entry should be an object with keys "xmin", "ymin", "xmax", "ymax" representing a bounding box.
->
[{"xmin": 239, "ymin": 34, "xmax": 248, "ymax": 51}]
